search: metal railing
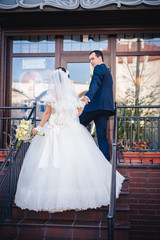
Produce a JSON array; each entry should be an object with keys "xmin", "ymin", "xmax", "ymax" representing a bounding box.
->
[
  {"xmin": 107, "ymin": 102, "xmax": 117, "ymax": 240},
  {"xmin": 0, "ymin": 103, "xmax": 36, "ymax": 225},
  {"xmin": 0, "ymin": 104, "xmax": 36, "ymax": 149},
  {"xmin": 117, "ymin": 105, "xmax": 160, "ymax": 164}
]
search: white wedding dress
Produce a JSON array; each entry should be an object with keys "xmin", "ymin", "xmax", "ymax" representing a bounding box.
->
[{"xmin": 15, "ymin": 69, "xmax": 125, "ymax": 213}]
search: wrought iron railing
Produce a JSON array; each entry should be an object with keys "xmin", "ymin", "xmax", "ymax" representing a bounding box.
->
[
  {"xmin": 117, "ymin": 105, "xmax": 160, "ymax": 164},
  {"xmin": 0, "ymin": 103, "xmax": 36, "ymax": 225}
]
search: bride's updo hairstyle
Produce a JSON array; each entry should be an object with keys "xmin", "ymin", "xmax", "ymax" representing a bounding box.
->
[{"xmin": 56, "ymin": 67, "xmax": 70, "ymax": 78}]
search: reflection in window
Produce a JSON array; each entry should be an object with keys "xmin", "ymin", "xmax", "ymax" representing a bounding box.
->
[
  {"xmin": 13, "ymin": 36, "xmax": 55, "ymax": 53},
  {"xmin": 116, "ymin": 33, "xmax": 160, "ymax": 52},
  {"xmin": 116, "ymin": 55, "xmax": 160, "ymax": 107},
  {"xmin": 68, "ymin": 62, "xmax": 91, "ymax": 83},
  {"xmin": 12, "ymin": 57, "xmax": 55, "ymax": 119},
  {"xmin": 63, "ymin": 35, "xmax": 108, "ymax": 51},
  {"xmin": 67, "ymin": 62, "xmax": 91, "ymax": 97}
]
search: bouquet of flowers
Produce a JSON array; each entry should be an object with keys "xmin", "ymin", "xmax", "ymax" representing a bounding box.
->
[{"xmin": 15, "ymin": 119, "xmax": 44, "ymax": 143}]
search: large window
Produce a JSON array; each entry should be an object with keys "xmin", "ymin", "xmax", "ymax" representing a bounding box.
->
[
  {"xmin": 116, "ymin": 34, "xmax": 160, "ymax": 107},
  {"xmin": 12, "ymin": 36, "xmax": 55, "ymax": 120}
]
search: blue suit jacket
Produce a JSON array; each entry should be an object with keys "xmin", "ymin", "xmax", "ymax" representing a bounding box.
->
[{"xmin": 84, "ymin": 63, "xmax": 114, "ymax": 116}]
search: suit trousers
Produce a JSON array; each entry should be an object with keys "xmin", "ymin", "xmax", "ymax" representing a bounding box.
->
[{"xmin": 79, "ymin": 110, "xmax": 110, "ymax": 161}]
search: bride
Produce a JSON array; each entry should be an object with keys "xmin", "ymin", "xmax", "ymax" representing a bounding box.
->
[{"xmin": 15, "ymin": 68, "xmax": 125, "ymax": 213}]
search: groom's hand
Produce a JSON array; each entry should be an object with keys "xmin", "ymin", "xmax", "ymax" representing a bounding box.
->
[{"xmin": 82, "ymin": 96, "xmax": 90, "ymax": 105}]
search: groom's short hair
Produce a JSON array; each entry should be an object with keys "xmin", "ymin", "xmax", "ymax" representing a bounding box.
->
[{"xmin": 89, "ymin": 50, "xmax": 104, "ymax": 61}]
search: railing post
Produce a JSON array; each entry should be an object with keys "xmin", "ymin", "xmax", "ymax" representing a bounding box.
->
[
  {"xmin": 33, "ymin": 101, "xmax": 37, "ymax": 127},
  {"xmin": 108, "ymin": 216, "xmax": 114, "ymax": 240},
  {"xmin": 8, "ymin": 143, "xmax": 14, "ymax": 220},
  {"xmin": 108, "ymin": 102, "xmax": 117, "ymax": 240},
  {"xmin": 158, "ymin": 117, "xmax": 160, "ymax": 149}
]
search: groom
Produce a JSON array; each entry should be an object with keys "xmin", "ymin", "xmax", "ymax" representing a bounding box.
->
[{"xmin": 79, "ymin": 50, "xmax": 114, "ymax": 161}]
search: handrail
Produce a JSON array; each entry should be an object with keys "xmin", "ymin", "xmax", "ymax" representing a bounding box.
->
[
  {"xmin": 116, "ymin": 105, "xmax": 160, "ymax": 108},
  {"xmin": 0, "ymin": 107, "xmax": 33, "ymax": 109},
  {"xmin": 0, "ymin": 103, "xmax": 36, "ymax": 225},
  {"xmin": 107, "ymin": 102, "xmax": 117, "ymax": 240}
]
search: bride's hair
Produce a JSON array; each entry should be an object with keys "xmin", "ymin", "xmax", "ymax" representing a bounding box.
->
[
  {"xmin": 56, "ymin": 67, "xmax": 66, "ymax": 73},
  {"xmin": 56, "ymin": 67, "xmax": 70, "ymax": 78}
]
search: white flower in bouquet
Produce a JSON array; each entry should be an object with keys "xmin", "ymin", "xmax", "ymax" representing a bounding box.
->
[
  {"xmin": 15, "ymin": 119, "xmax": 45, "ymax": 144},
  {"xmin": 15, "ymin": 119, "xmax": 34, "ymax": 142}
]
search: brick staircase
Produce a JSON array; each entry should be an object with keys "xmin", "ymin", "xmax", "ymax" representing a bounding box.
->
[{"xmin": 0, "ymin": 177, "xmax": 130, "ymax": 240}]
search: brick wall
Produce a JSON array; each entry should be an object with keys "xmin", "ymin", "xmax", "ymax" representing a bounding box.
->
[{"xmin": 118, "ymin": 165, "xmax": 160, "ymax": 240}]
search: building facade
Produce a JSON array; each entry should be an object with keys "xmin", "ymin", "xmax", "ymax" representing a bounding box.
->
[
  {"xmin": 0, "ymin": 2, "xmax": 160, "ymax": 239},
  {"xmin": 0, "ymin": 0, "xmax": 160, "ymax": 141}
]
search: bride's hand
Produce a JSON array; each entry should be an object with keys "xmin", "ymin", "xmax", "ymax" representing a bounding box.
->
[
  {"xmin": 32, "ymin": 129, "xmax": 38, "ymax": 135},
  {"xmin": 81, "ymin": 96, "xmax": 89, "ymax": 105},
  {"xmin": 32, "ymin": 125, "xmax": 43, "ymax": 135}
]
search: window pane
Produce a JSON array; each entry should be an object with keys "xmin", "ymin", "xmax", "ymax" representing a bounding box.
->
[
  {"xmin": 116, "ymin": 55, "xmax": 160, "ymax": 106},
  {"xmin": 116, "ymin": 33, "xmax": 160, "ymax": 52},
  {"xmin": 13, "ymin": 36, "xmax": 55, "ymax": 53},
  {"xmin": 68, "ymin": 62, "xmax": 91, "ymax": 83},
  {"xmin": 12, "ymin": 57, "xmax": 55, "ymax": 120},
  {"xmin": 143, "ymin": 33, "xmax": 160, "ymax": 52},
  {"xmin": 63, "ymin": 35, "xmax": 108, "ymax": 52},
  {"xmin": 67, "ymin": 62, "xmax": 92, "ymax": 97}
]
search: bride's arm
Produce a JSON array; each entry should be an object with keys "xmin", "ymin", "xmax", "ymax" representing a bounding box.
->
[
  {"xmin": 77, "ymin": 107, "xmax": 83, "ymax": 116},
  {"xmin": 32, "ymin": 104, "xmax": 51, "ymax": 135},
  {"xmin": 38, "ymin": 104, "xmax": 52, "ymax": 127}
]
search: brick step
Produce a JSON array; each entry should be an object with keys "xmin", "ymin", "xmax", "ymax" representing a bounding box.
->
[
  {"xmin": 0, "ymin": 218, "xmax": 130, "ymax": 240},
  {"xmin": 0, "ymin": 150, "xmax": 10, "ymax": 163},
  {"xmin": 0, "ymin": 172, "xmax": 130, "ymax": 239},
  {"xmin": 0, "ymin": 150, "xmax": 16, "ymax": 164},
  {"xmin": 0, "ymin": 157, "xmax": 6, "ymax": 162},
  {"xmin": 120, "ymin": 176, "xmax": 129, "ymax": 191},
  {"xmin": 116, "ymin": 191, "xmax": 129, "ymax": 204},
  {"xmin": 11, "ymin": 203, "xmax": 130, "ymax": 222}
]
